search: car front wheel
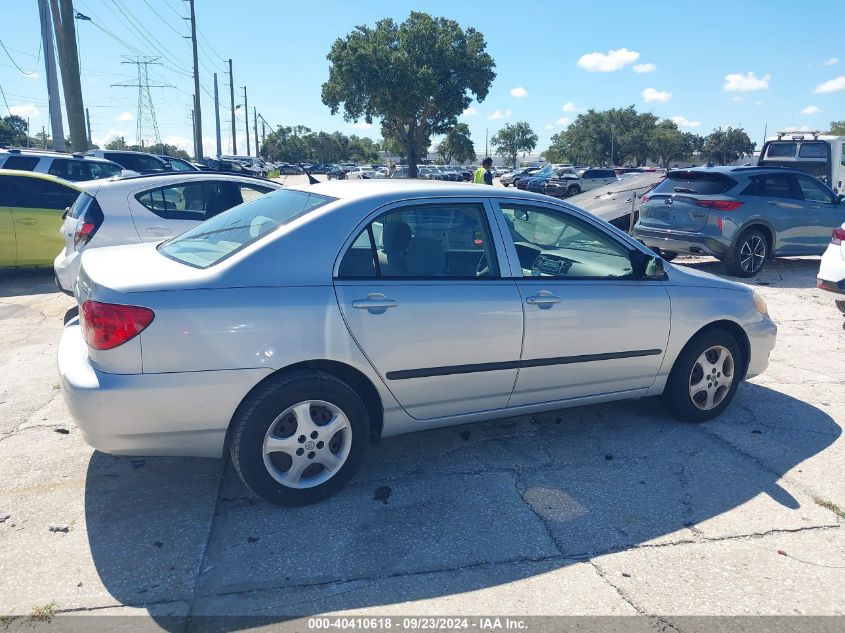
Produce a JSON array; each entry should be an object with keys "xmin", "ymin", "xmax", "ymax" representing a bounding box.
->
[
  {"xmin": 567, "ymin": 185, "xmax": 581, "ymax": 197},
  {"xmin": 230, "ymin": 370, "xmax": 369, "ymax": 506},
  {"xmin": 662, "ymin": 329, "xmax": 743, "ymax": 423}
]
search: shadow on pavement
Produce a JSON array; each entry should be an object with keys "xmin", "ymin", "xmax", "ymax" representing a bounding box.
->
[
  {"xmin": 674, "ymin": 256, "xmax": 822, "ymax": 289},
  {"xmin": 0, "ymin": 269, "xmax": 59, "ymax": 298},
  {"xmin": 84, "ymin": 383, "xmax": 839, "ymax": 630}
]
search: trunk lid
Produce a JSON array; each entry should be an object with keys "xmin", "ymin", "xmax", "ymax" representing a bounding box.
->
[{"xmin": 636, "ymin": 170, "xmax": 737, "ymax": 232}]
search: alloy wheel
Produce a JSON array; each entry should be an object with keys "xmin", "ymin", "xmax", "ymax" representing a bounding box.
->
[
  {"xmin": 262, "ymin": 400, "xmax": 352, "ymax": 489},
  {"xmin": 739, "ymin": 235, "xmax": 766, "ymax": 274},
  {"xmin": 688, "ymin": 345, "xmax": 734, "ymax": 411}
]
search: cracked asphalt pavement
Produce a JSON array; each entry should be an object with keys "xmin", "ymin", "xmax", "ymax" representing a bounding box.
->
[{"xmin": 0, "ymin": 256, "xmax": 843, "ymax": 631}]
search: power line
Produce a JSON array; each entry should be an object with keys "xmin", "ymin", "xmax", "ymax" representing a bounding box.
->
[{"xmin": 0, "ymin": 39, "xmax": 41, "ymax": 77}]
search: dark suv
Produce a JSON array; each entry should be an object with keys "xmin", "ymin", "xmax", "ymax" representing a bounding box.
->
[{"xmin": 633, "ymin": 166, "xmax": 845, "ymax": 277}]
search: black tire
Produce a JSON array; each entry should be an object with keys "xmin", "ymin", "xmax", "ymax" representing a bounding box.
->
[
  {"xmin": 567, "ymin": 185, "xmax": 581, "ymax": 197},
  {"xmin": 662, "ymin": 328, "xmax": 743, "ymax": 423},
  {"xmin": 662, "ymin": 251, "xmax": 679, "ymax": 262},
  {"xmin": 230, "ymin": 370, "xmax": 369, "ymax": 506},
  {"xmin": 726, "ymin": 229, "xmax": 768, "ymax": 277},
  {"xmin": 836, "ymin": 300, "xmax": 845, "ymax": 316}
]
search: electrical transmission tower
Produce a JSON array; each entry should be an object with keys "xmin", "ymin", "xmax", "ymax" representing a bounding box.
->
[{"xmin": 112, "ymin": 57, "xmax": 173, "ymax": 148}]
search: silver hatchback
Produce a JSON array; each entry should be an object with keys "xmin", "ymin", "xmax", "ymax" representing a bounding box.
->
[{"xmin": 59, "ymin": 181, "xmax": 777, "ymax": 505}]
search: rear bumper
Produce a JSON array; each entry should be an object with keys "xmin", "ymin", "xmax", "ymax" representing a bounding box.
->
[
  {"xmin": 633, "ymin": 227, "xmax": 729, "ymax": 258},
  {"xmin": 58, "ymin": 324, "xmax": 271, "ymax": 458},
  {"xmin": 53, "ymin": 250, "xmax": 80, "ymax": 294},
  {"xmin": 744, "ymin": 316, "xmax": 778, "ymax": 380}
]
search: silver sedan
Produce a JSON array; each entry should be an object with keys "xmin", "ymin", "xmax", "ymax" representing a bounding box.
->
[{"xmin": 58, "ymin": 181, "xmax": 777, "ymax": 506}]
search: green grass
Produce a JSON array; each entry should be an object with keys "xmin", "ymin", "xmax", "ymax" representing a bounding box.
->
[{"xmin": 28, "ymin": 602, "xmax": 58, "ymax": 623}]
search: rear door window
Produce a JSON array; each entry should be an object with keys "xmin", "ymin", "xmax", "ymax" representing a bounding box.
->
[
  {"xmin": 742, "ymin": 174, "xmax": 803, "ymax": 200},
  {"xmin": 47, "ymin": 159, "xmax": 120, "ymax": 181},
  {"xmin": 4, "ymin": 176, "xmax": 78, "ymax": 209},
  {"xmin": 136, "ymin": 181, "xmax": 230, "ymax": 220},
  {"xmin": 2, "ymin": 156, "xmax": 40, "ymax": 171},
  {"xmin": 653, "ymin": 172, "xmax": 735, "ymax": 195}
]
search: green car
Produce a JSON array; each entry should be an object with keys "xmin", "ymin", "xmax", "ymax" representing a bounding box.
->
[{"xmin": 0, "ymin": 170, "xmax": 80, "ymax": 267}]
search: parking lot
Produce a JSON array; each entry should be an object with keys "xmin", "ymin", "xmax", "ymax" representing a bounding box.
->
[{"xmin": 0, "ymin": 250, "xmax": 843, "ymax": 631}]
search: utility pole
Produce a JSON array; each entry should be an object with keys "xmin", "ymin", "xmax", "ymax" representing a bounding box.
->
[
  {"xmin": 253, "ymin": 107, "xmax": 259, "ymax": 158},
  {"xmin": 485, "ymin": 128, "xmax": 488, "ymax": 158},
  {"xmin": 184, "ymin": 0, "xmax": 203, "ymax": 159},
  {"xmin": 85, "ymin": 107, "xmax": 92, "ymax": 146},
  {"xmin": 191, "ymin": 106, "xmax": 196, "ymax": 160},
  {"xmin": 261, "ymin": 120, "xmax": 266, "ymax": 148},
  {"xmin": 48, "ymin": 0, "xmax": 87, "ymax": 151},
  {"xmin": 38, "ymin": 0, "xmax": 65, "ymax": 151},
  {"xmin": 243, "ymin": 86, "xmax": 250, "ymax": 156},
  {"xmin": 213, "ymin": 73, "xmax": 221, "ymax": 159},
  {"xmin": 227, "ymin": 59, "xmax": 236, "ymax": 155}
]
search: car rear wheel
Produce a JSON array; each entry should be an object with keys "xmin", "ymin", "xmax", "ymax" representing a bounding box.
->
[
  {"xmin": 727, "ymin": 229, "xmax": 767, "ymax": 277},
  {"xmin": 836, "ymin": 300, "xmax": 845, "ymax": 315},
  {"xmin": 230, "ymin": 370, "xmax": 369, "ymax": 506},
  {"xmin": 662, "ymin": 329, "xmax": 743, "ymax": 423}
]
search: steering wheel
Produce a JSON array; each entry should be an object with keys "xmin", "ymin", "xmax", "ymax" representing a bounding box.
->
[{"xmin": 476, "ymin": 252, "xmax": 490, "ymax": 277}]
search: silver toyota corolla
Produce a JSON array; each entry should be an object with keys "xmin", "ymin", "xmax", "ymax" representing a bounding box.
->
[{"xmin": 58, "ymin": 181, "xmax": 777, "ymax": 506}]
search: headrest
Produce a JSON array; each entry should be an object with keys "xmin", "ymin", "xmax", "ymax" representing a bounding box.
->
[{"xmin": 383, "ymin": 220, "xmax": 411, "ymax": 253}]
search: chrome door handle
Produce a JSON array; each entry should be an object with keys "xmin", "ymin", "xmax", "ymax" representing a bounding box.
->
[
  {"xmin": 525, "ymin": 292, "xmax": 561, "ymax": 307},
  {"xmin": 146, "ymin": 227, "xmax": 172, "ymax": 235},
  {"xmin": 352, "ymin": 299, "xmax": 398, "ymax": 309},
  {"xmin": 352, "ymin": 293, "xmax": 398, "ymax": 314}
]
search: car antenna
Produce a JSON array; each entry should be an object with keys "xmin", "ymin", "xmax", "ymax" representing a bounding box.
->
[{"xmin": 299, "ymin": 162, "xmax": 319, "ymax": 185}]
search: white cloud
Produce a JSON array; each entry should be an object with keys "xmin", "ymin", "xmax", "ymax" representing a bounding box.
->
[
  {"xmin": 510, "ymin": 86, "xmax": 527, "ymax": 98},
  {"xmin": 633, "ymin": 63, "xmax": 656, "ymax": 74},
  {"xmin": 642, "ymin": 88, "xmax": 671, "ymax": 103},
  {"xmin": 487, "ymin": 109, "xmax": 512, "ymax": 120},
  {"xmin": 8, "ymin": 104, "xmax": 39, "ymax": 118},
  {"xmin": 783, "ymin": 125, "xmax": 815, "ymax": 133},
  {"xmin": 544, "ymin": 124, "xmax": 555, "ymax": 131},
  {"xmin": 577, "ymin": 48, "xmax": 639, "ymax": 72},
  {"xmin": 755, "ymin": 101, "xmax": 764, "ymax": 106},
  {"xmin": 814, "ymin": 76, "xmax": 845, "ymax": 93},
  {"xmin": 556, "ymin": 117, "xmax": 571, "ymax": 127},
  {"xmin": 671, "ymin": 116, "xmax": 701, "ymax": 129},
  {"xmin": 462, "ymin": 106, "xmax": 477, "ymax": 116},
  {"xmin": 162, "ymin": 135, "xmax": 193, "ymax": 152},
  {"xmin": 822, "ymin": 57, "xmax": 839, "ymax": 66},
  {"xmin": 801, "ymin": 105, "xmax": 820, "ymax": 115},
  {"xmin": 723, "ymin": 71, "xmax": 770, "ymax": 92},
  {"xmin": 116, "ymin": 111, "xmax": 134, "ymax": 122},
  {"xmin": 352, "ymin": 121, "xmax": 372, "ymax": 129},
  {"xmin": 92, "ymin": 127, "xmax": 129, "ymax": 148},
  {"xmin": 562, "ymin": 101, "xmax": 580, "ymax": 112},
  {"xmin": 731, "ymin": 96, "xmax": 745, "ymax": 102}
]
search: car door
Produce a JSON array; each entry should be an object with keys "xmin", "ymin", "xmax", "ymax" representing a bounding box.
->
[
  {"xmin": 491, "ymin": 199, "xmax": 671, "ymax": 406},
  {"xmin": 743, "ymin": 173, "xmax": 809, "ymax": 253},
  {"xmin": 131, "ymin": 180, "xmax": 231, "ymax": 241},
  {"xmin": 795, "ymin": 174, "xmax": 845, "ymax": 250},
  {"xmin": 0, "ymin": 178, "xmax": 16, "ymax": 266},
  {"xmin": 8, "ymin": 176, "xmax": 78, "ymax": 266},
  {"xmin": 580, "ymin": 169, "xmax": 601, "ymax": 191},
  {"xmin": 333, "ymin": 199, "xmax": 524, "ymax": 420}
]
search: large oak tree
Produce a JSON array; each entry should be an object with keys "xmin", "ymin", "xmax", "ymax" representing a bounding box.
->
[{"xmin": 321, "ymin": 12, "xmax": 495, "ymax": 178}]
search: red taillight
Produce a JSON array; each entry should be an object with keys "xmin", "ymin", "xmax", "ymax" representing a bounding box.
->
[
  {"xmin": 74, "ymin": 222, "xmax": 96, "ymax": 247},
  {"xmin": 693, "ymin": 199, "xmax": 744, "ymax": 211},
  {"xmin": 832, "ymin": 227, "xmax": 845, "ymax": 245},
  {"xmin": 81, "ymin": 300, "xmax": 155, "ymax": 350}
]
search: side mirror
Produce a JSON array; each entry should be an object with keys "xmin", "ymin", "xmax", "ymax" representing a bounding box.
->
[
  {"xmin": 515, "ymin": 210, "xmax": 530, "ymax": 221},
  {"xmin": 62, "ymin": 206, "xmax": 70, "ymax": 220},
  {"xmin": 838, "ymin": 194, "xmax": 845, "ymax": 205}
]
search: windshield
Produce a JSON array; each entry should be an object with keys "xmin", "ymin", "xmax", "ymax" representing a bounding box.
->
[
  {"xmin": 159, "ymin": 188, "xmax": 335, "ymax": 268},
  {"xmin": 534, "ymin": 166, "xmax": 554, "ymax": 177}
]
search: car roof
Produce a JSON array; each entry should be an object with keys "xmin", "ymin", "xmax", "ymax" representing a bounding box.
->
[
  {"xmin": 667, "ymin": 165, "xmax": 821, "ymax": 177},
  {"xmin": 87, "ymin": 171, "xmax": 282, "ymax": 189},
  {"xmin": 286, "ymin": 178, "xmax": 557, "ymax": 204},
  {"xmin": 0, "ymin": 169, "xmax": 81, "ymax": 189},
  {"xmin": 0, "ymin": 149, "xmax": 114, "ymax": 163}
]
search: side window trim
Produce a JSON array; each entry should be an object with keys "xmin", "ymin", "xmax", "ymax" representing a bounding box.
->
[{"xmin": 333, "ymin": 197, "xmax": 505, "ymax": 281}]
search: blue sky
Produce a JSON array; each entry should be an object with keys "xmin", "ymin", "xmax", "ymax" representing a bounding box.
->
[{"xmin": 1, "ymin": 0, "xmax": 843, "ymax": 156}]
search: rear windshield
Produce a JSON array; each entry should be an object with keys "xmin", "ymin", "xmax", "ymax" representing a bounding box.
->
[
  {"xmin": 158, "ymin": 188, "xmax": 334, "ymax": 268},
  {"xmin": 765, "ymin": 142, "xmax": 796, "ymax": 158},
  {"xmin": 653, "ymin": 171, "xmax": 735, "ymax": 195}
]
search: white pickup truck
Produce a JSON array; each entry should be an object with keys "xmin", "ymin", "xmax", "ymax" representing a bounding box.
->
[{"xmin": 758, "ymin": 132, "xmax": 845, "ymax": 193}]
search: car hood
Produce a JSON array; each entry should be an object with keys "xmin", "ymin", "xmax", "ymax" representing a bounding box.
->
[{"xmin": 663, "ymin": 260, "xmax": 750, "ymax": 293}]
